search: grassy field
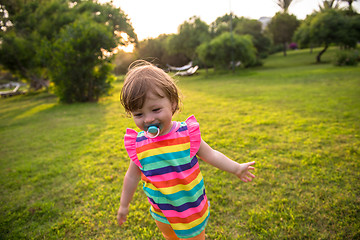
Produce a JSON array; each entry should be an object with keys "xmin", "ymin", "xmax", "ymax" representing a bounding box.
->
[{"xmin": 1, "ymin": 47, "xmax": 359, "ymax": 239}]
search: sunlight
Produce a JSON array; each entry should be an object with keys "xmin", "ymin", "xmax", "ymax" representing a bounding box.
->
[
  {"xmin": 15, "ymin": 103, "xmax": 56, "ymax": 120},
  {"xmin": 119, "ymin": 44, "xmax": 135, "ymax": 53},
  {"xmin": 101, "ymin": 32, "xmax": 135, "ymax": 57},
  {"xmin": 118, "ymin": 32, "xmax": 134, "ymax": 53}
]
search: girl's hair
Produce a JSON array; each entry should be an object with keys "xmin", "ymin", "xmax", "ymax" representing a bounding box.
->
[{"xmin": 120, "ymin": 60, "xmax": 181, "ymax": 115}]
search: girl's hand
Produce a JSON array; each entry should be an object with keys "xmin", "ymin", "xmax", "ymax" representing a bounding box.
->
[
  {"xmin": 117, "ymin": 206, "xmax": 129, "ymax": 226},
  {"xmin": 235, "ymin": 161, "xmax": 255, "ymax": 182}
]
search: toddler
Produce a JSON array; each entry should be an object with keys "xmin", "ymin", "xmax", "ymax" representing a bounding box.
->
[{"xmin": 117, "ymin": 61, "xmax": 255, "ymax": 240}]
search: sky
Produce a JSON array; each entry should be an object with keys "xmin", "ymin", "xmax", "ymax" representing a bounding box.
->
[{"xmin": 100, "ymin": 0, "xmax": 360, "ymax": 41}]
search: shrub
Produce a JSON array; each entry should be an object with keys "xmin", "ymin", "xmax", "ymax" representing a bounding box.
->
[
  {"xmin": 334, "ymin": 50, "xmax": 359, "ymax": 66},
  {"xmin": 289, "ymin": 42, "xmax": 298, "ymax": 50},
  {"xmin": 48, "ymin": 16, "xmax": 115, "ymax": 103},
  {"xmin": 196, "ymin": 33, "xmax": 257, "ymax": 70}
]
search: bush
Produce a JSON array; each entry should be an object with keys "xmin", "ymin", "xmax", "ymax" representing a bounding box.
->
[
  {"xmin": 289, "ymin": 42, "xmax": 298, "ymax": 50},
  {"xmin": 269, "ymin": 43, "xmax": 284, "ymax": 54},
  {"xmin": 48, "ymin": 16, "xmax": 116, "ymax": 103},
  {"xmin": 334, "ymin": 50, "xmax": 359, "ymax": 66},
  {"xmin": 196, "ymin": 33, "xmax": 257, "ymax": 70}
]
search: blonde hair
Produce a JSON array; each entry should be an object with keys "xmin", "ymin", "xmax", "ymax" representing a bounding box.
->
[{"xmin": 120, "ymin": 61, "xmax": 181, "ymax": 115}]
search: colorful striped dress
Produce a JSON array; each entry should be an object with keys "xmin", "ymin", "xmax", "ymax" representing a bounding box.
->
[{"xmin": 124, "ymin": 115, "xmax": 210, "ymax": 239}]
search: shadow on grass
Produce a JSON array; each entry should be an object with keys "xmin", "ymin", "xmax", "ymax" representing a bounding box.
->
[{"xmin": 0, "ymin": 91, "xmax": 112, "ymax": 239}]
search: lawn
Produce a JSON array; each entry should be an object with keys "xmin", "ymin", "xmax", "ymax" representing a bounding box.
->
[{"xmin": 0, "ymin": 47, "xmax": 359, "ymax": 239}]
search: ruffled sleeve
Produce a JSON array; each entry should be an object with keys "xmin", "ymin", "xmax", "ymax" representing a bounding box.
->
[
  {"xmin": 124, "ymin": 128, "xmax": 142, "ymax": 168},
  {"xmin": 186, "ymin": 115, "xmax": 201, "ymax": 159}
]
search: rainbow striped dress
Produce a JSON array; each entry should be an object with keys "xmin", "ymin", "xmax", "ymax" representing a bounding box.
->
[{"xmin": 124, "ymin": 115, "xmax": 210, "ymax": 239}]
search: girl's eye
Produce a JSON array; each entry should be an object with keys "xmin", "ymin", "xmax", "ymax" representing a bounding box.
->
[
  {"xmin": 153, "ymin": 108, "xmax": 161, "ymax": 112},
  {"xmin": 133, "ymin": 113, "xmax": 142, "ymax": 117}
]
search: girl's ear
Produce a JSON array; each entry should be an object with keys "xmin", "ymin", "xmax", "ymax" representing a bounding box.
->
[{"xmin": 172, "ymin": 102, "xmax": 178, "ymax": 114}]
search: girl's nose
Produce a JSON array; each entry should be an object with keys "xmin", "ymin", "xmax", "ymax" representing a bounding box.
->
[{"xmin": 144, "ymin": 114, "xmax": 155, "ymax": 124}]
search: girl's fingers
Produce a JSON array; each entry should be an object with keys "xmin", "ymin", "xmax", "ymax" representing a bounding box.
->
[
  {"xmin": 248, "ymin": 172, "xmax": 255, "ymax": 178},
  {"xmin": 246, "ymin": 176, "xmax": 253, "ymax": 182}
]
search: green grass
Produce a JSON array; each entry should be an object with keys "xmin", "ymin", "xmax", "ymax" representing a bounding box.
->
[{"xmin": 1, "ymin": 47, "xmax": 359, "ymax": 239}]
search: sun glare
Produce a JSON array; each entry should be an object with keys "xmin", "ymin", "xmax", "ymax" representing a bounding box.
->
[
  {"xmin": 119, "ymin": 44, "xmax": 135, "ymax": 53},
  {"xmin": 101, "ymin": 32, "xmax": 135, "ymax": 57},
  {"xmin": 118, "ymin": 32, "xmax": 134, "ymax": 53}
]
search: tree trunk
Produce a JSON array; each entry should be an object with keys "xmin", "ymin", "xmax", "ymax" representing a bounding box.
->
[
  {"xmin": 283, "ymin": 42, "xmax": 287, "ymax": 56},
  {"xmin": 316, "ymin": 44, "xmax": 328, "ymax": 63},
  {"xmin": 30, "ymin": 76, "xmax": 49, "ymax": 91},
  {"xmin": 18, "ymin": 65, "xmax": 48, "ymax": 91}
]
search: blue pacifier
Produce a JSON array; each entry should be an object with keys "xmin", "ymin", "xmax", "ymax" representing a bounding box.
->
[{"xmin": 146, "ymin": 124, "xmax": 160, "ymax": 138}]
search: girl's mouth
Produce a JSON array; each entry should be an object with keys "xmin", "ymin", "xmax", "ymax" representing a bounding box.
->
[
  {"xmin": 145, "ymin": 123, "xmax": 161, "ymax": 131},
  {"xmin": 145, "ymin": 123, "xmax": 161, "ymax": 138}
]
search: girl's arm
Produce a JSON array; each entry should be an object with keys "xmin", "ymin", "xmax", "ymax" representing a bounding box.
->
[
  {"xmin": 197, "ymin": 139, "xmax": 255, "ymax": 182},
  {"xmin": 117, "ymin": 160, "xmax": 141, "ymax": 226}
]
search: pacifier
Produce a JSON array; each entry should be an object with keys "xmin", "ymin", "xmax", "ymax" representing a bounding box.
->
[{"xmin": 146, "ymin": 124, "xmax": 160, "ymax": 138}]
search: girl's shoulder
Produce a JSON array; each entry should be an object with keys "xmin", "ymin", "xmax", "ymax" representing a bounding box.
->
[
  {"xmin": 124, "ymin": 128, "xmax": 142, "ymax": 168},
  {"xmin": 185, "ymin": 115, "xmax": 199, "ymax": 128},
  {"xmin": 184, "ymin": 115, "xmax": 201, "ymax": 158}
]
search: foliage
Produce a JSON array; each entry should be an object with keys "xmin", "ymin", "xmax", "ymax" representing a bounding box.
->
[
  {"xmin": 295, "ymin": 9, "xmax": 360, "ymax": 63},
  {"xmin": 1, "ymin": 47, "xmax": 360, "ymax": 239},
  {"xmin": 195, "ymin": 42, "xmax": 214, "ymax": 67},
  {"xmin": 113, "ymin": 51, "xmax": 137, "ymax": 75},
  {"xmin": 196, "ymin": 33, "xmax": 257, "ymax": 70},
  {"xmin": 234, "ymin": 18, "xmax": 272, "ymax": 58},
  {"xmin": 167, "ymin": 16, "xmax": 211, "ymax": 61},
  {"xmin": 288, "ymin": 42, "xmax": 298, "ymax": 50},
  {"xmin": 340, "ymin": 0, "xmax": 359, "ymax": 14},
  {"xmin": 0, "ymin": 0, "xmax": 72, "ymax": 90},
  {"xmin": 293, "ymin": 13, "xmax": 317, "ymax": 49},
  {"xmin": 136, "ymin": 36, "xmax": 167, "ymax": 65},
  {"xmin": 135, "ymin": 34, "xmax": 188, "ymax": 68},
  {"xmin": 319, "ymin": 0, "xmax": 340, "ymax": 10},
  {"xmin": 210, "ymin": 13, "xmax": 236, "ymax": 36},
  {"xmin": 334, "ymin": 49, "xmax": 359, "ymax": 65},
  {"xmin": 275, "ymin": 0, "xmax": 295, "ymax": 12},
  {"xmin": 209, "ymin": 15, "xmax": 271, "ymax": 58},
  {"xmin": 47, "ymin": 15, "xmax": 115, "ymax": 103},
  {"xmin": 319, "ymin": 0, "xmax": 359, "ymax": 14},
  {"xmin": 268, "ymin": 12, "xmax": 300, "ymax": 56},
  {"xmin": 0, "ymin": 0, "xmax": 136, "ymax": 102},
  {"xmin": 310, "ymin": 10, "xmax": 348, "ymax": 46}
]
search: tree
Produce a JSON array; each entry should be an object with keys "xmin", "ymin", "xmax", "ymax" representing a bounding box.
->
[
  {"xmin": 113, "ymin": 50, "xmax": 137, "ymax": 75},
  {"xmin": 48, "ymin": 15, "xmax": 115, "ymax": 102},
  {"xmin": 209, "ymin": 14, "xmax": 271, "ymax": 58},
  {"xmin": 234, "ymin": 18, "xmax": 272, "ymax": 58},
  {"xmin": 196, "ymin": 33, "xmax": 257, "ymax": 70},
  {"xmin": 293, "ymin": 13, "xmax": 316, "ymax": 50},
  {"xmin": 275, "ymin": 0, "xmax": 295, "ymax": 13},
  {"xmin": 295, "ymin": 9, "xmax": 360, "ymax": 63},
  {"xmin": 340, "ymin": 0, "xmax": 359, "ymax": 14},
  {"xmin": 0, "ymin": 0, "xmax": 74, "ymax": 89},
  {"xmin": 0, "ymin": 0, "xmax": 136, "ymax": 102},
  {"xmin": 319, "ymin": 0, "xmax": 340, "ymax": 11},
  {"xmin": 137, "ymin": 37, "xmax": 165, "ymax": 63},
  {"xmin": 167, "ymin": 16, "xmax": 211, "ymax": 61},
  {"xmin": 314, "ymin": 10, "xmax": 359, "ymax": 62},
  {"xmin": 135, "ymin": 34, "xmax": 188, "ymax": 68},
  {"xmin": 210, "ymin": 14, "xmax": 241, "ymax": 37},
  {"xmin": 268, "ymin": 12, "xmax": 300, "ymax": 56}
]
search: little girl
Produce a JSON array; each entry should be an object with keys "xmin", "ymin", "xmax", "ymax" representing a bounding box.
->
[{"xmin": 117, "ymin": 61, "xmax": 255, "ymax": 240}]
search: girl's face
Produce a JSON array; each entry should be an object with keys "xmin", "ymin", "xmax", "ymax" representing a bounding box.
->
[{"xmin": 131, "ymin": 89, "xmax": 176, "ymax": 137}]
